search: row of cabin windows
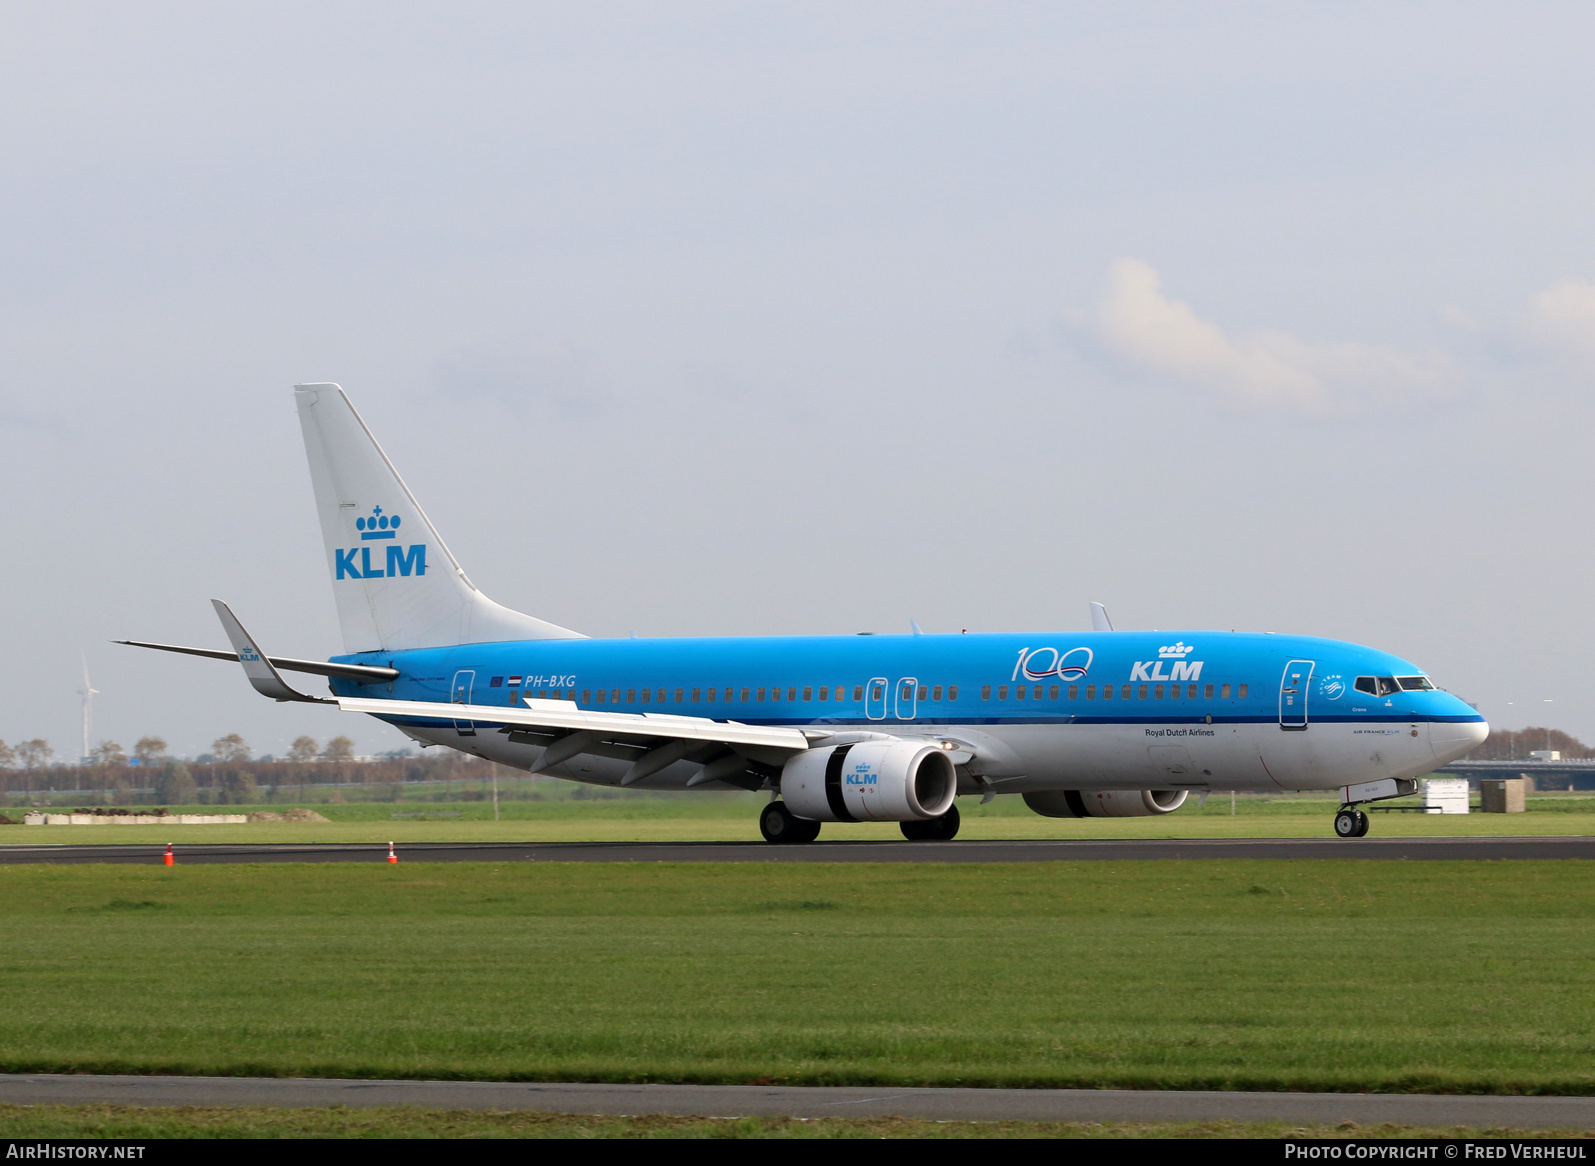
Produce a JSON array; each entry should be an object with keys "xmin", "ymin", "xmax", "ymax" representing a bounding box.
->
[
  {"xmin": 578, "ymin": 684, "xmax": 965, "ymax": 706},
  {"xmin": 485, "ymin": 684, "xmax": 962, "ymax": 706},
  {"xmin": 483, "ymin": 678, "xmax": 1248, "ymax": 706},
  {"xmin": 980, "ymin": 683, "xmax": 1249, "ymax": 701}
]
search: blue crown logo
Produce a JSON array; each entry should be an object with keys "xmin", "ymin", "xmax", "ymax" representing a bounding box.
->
[{"xmin": 356, "ymin": 505, "xmax": 401, "ymax": 541}]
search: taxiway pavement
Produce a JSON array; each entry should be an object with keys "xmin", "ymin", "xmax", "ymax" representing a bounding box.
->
[{"xmin": 0, "ymin": 1073, "xmax": 1590, "ymax": 1129}]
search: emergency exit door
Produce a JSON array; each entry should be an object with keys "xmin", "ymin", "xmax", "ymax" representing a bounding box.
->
[
  {"xmin": 865, "ymin": 676, "xmax": 888, "ymax": 720},
  {"xmin": 895, "ymin": 677, "xmax": 919, "ymax": 720}
]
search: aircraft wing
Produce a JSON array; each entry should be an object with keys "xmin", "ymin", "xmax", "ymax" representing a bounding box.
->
[
  {"xmin": 337, "ymin": 694, "xmax": 813, "ymax": 751},
  {"xmin": 337, "ymin": 694, "xmax": 817, "ymax": 785}
]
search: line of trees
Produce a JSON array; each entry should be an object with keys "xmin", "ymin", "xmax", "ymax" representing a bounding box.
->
[
  {"xmin": 0, "ymin": 733, "xmax": 490, "ymax": 799},
  {"xmin": 1467, "ymin": 726, "xmax": 1594, "ymax": 761}
]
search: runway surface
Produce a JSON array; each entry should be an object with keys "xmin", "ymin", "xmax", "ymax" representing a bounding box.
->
[
  {"xmin": 1, "ymin": 836, "xmax": 1593, "ymax": 863},
  {"xmin": 0, "ymin": 1074, "xmax": 1590, "ymax": 1128}
]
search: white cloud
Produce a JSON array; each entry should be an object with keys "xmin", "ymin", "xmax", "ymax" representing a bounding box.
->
[
  {"xmin": 1091, "ymin": 258, "xmax": 1448, "ymax": 412},
  {"xmin": 1520, "ymin": 277, "xmax": 1595, "ymax": 364}
]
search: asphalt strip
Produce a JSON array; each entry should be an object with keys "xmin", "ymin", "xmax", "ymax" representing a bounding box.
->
[
  {"xmin": 0, "ymin": 1074, "xmax": 1591, "ymax": 1128},
  {"xmin": 1, "ymin": 837, "xmax": 1593, "ymax": 863}
]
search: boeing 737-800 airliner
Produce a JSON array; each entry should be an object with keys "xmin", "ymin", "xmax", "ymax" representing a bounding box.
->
[{"xmin": 123, "ymin": 384, "xmax": 1487, "ymax": 840}]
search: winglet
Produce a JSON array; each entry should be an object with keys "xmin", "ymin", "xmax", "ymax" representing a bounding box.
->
[
  {"xmin": 210, "ymin": 600, "xmax": 331, "ymax": 703},
  {"xmin": 1090, "ymin": 602, "xmax": 1115, "ymax": 632},
  {"xmin": 909, "ymin": 619, "xmax": 924, "ymax": 636}
]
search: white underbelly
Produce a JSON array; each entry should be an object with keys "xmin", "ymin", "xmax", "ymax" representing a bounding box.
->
[{"xmin": 991, "ymin": 719, "xmax": 1438, "ymax": 792}]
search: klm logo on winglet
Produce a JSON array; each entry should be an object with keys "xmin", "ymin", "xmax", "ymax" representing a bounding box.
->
[{"xmin": 337, "ymin": 505, "xmax": 427, "ymax": 580}]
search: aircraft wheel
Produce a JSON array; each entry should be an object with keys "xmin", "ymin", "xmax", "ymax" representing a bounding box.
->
[
  {"xmin": 759, "ymin": 801, "xmax": 820, "ymax": 844},
  {"xmin": 1354, "ymin": 809, "xmax": 1370, "ymax": 837},
  {"xmin": 1334, "ymin": 809, "xmax": 1360, "ymax": 838},
  {"xmin": 901, "ymin": 804, "xmax": 961, "ymax": 841}
]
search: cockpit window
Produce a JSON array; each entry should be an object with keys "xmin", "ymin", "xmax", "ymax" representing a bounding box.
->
[
  {"xmin": 1354, "ymin": 676, "xmax": 1402, "ymax": 697},
  {"xmin": 1397, "ymin": 676, "xmax": 1435, "ymax": 691}
]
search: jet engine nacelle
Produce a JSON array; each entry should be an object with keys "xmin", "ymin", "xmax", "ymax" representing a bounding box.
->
[
  {"xmin": 782, "ymin": 740, "xmax": 958, "ymax": 822},
  {"xmin": 1023, "ymin": 789, "xmax": 1188, "ymax": 818}
]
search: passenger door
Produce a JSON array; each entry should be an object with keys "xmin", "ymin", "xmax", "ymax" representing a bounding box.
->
[
  {"xmin": 1279, "ymin": 659, "xmax": 1314, "ymax": 731},
  {"xmin": 451, "ymin": 669, "xmax": 477, "ymax": 736}
]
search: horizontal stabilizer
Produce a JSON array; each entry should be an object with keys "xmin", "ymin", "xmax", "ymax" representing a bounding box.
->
[{"xmin": 115, "ymin": 640, "xmax": 398, "ymax": 683}]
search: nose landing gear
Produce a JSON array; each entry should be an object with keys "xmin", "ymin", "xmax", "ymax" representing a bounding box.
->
[{"xmin": 1333, "ymin": 807, "xmax": 1371, "ymax": 838}]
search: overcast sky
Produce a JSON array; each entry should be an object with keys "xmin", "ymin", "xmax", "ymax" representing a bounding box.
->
[{"xmin": 4, "ymin": 2, "xmax": 1594, "ymax": 759}]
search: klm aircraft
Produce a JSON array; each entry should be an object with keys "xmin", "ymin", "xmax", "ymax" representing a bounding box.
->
[{"xmin": 122, "ymin": 384, "xmax": 1487, "ymax": 841}]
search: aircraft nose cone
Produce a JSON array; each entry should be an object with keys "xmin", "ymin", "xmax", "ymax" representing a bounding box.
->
[{"xmin": 1430, "ymin": 717, "xmax": 1489, "ymax": 766}]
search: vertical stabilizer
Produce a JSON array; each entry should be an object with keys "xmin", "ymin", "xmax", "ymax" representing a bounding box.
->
[{"xmin": 294, "ymin": 383, "xmax": 584, "ymax": 653}]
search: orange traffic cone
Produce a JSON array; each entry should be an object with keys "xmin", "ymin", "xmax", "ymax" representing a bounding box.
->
[
  {"xmin": 163, "ymin": 843, "xmax": 174, "ymax": 866},
  {"xmin": 387, "ymin": 841, "xmax": 398, "ymax": 864}
]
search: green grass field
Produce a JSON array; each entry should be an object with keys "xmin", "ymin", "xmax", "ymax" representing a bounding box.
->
[
  {"xmin": 2, "ymin": 859, "xmax": 1592, "ymax": 1094},
  {"xmin": 7, "ymin": 791, "xmax": 1595, "ymax": 845}
]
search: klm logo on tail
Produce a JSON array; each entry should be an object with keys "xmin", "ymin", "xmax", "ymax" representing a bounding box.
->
[{"xmin": 337, "ymin": 506, "xmax": 427, "ymax": 580}]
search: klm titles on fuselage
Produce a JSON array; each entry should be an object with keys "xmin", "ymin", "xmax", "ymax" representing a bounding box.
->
[
  {"xmin": 336, "ymin": 506, "xmax": 427, "ymax": 580},
  {"xmin": 1128, "ymin": 659, "xmax": 1203, "ymax": 683},
  {"xmin": 1130, "ymin": 640, "xmax": 1202, "ymax": 683}
]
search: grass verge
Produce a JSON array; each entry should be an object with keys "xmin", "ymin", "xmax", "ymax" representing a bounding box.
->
[
  {"xmin": 1, "ymin": 860, "xmax": 1593, "ymax": 1093},
  {"xmin": 7, "ymin": 793, "xmax": 1595, "ymax": 845}
]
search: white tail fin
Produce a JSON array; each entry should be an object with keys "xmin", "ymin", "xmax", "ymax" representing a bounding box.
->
[{"xmin": 294, "ymin": 383, "xmax": 584, "ymax": 653}]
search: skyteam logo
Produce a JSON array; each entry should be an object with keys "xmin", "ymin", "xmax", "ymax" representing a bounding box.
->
[
  {"xmin": 336, "ymin": 505, "xmax": 428, "ymax": 581},
  {"xmin": 1131, "ymin": 643, "xmax": 1203, "ymax": 682}
]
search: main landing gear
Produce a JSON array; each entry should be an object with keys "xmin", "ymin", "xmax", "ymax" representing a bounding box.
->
[
  {"xmin": 900, "ymin": 804, "xmax": 961, "ymax": 841},
  {"xmin": 759, "ymin": 801, "xmax": 822, "ymax": 844},
  {"xmin": 1334, "ymin": 807, "xmax": 1370, "ymax": 838},
  {"xmin": 756, "ymin": 802, "xmax": 964, "ymax": 843}
]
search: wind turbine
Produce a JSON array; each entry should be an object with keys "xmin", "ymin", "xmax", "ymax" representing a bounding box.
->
[{"xmin": 77, "ymin": 655, "xmax": 98, "ymax": 762}]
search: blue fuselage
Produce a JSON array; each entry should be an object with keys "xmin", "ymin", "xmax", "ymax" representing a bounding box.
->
[{"xmin": 330, "ymin": 630, "xmax": 1485, "ymax": 794}]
